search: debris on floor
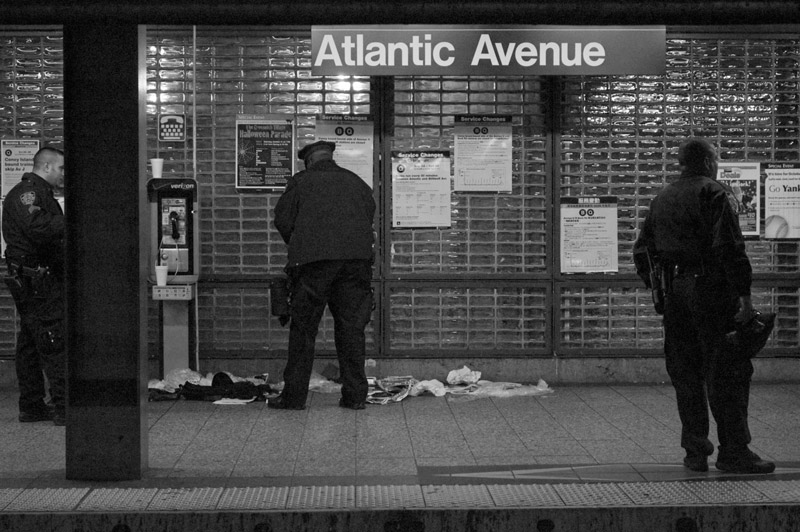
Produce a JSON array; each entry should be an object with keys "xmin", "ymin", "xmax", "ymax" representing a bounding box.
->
[
  {"xmin": 148, "ymin": 369, "xmax": 271, "ymax": 402},
  {"xmin": 409, "ymin": 379, "xmax": 447, "ymax": 397},
  {"xmin": 367, "ymin": 376, "xmax": 417, "ymax": 404},
  {"xmin": 147, "ymin": 365, "xmax": 552, "ymax": 404},
  {"xmin": 446, "ymin": 365, "xmax": 481, "ymax": 385},
  {"xmin": 446, "ymin": 379, "xmax": 553, "ymax": 402}
]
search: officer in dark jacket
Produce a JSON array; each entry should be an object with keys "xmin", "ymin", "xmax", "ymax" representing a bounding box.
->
[
  {"xmin": 2, "ymin": 146, "xmax": 66, "ymax": 425},
  {"xmin": 271, "ymin": 140, "xmax": 375, "ymax": 410},
  {"xmin": 633, "ymin": 138, "xmax": 773, "ymax": 474}
]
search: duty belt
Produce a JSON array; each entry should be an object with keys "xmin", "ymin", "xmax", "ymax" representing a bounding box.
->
[
  {"xmin": 664, "ymin": 261, "xmax": 705, "ymax": 279},
  {"xmin": 7, "ymin": 262, "xmax": 49, "ymax": 279}
]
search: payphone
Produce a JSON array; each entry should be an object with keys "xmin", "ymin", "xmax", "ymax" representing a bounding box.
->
[
  {"xmin": 147, "ymin": 177, "xmax": 200, "ymax": 375},
  {"xmin": 147, "ymin": 178, "xmax": 199, "ymax": 284}
]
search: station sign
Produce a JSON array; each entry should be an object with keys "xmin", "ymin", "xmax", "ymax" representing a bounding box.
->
[{"xmin": 312, "ymin": 25, "xmax": 665, "ymax": 76}]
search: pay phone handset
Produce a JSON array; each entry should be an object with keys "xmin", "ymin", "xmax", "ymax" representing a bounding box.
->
[
  {"xmin": 159, "ymin": 197, "xmax": 188, "ymax": 272},
  {"xmin": 161, "ymin": 199, "xmax": 187, "ymax": 246}
]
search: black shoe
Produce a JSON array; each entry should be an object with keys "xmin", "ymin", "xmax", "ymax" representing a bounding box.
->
[
  {"xmin": 52, "ymin": 411, "xmax": 66, "ymax": 426},
  {"xmin": 338, "ymin": 398, "xmax": 366, "ymax": 410},
  {"xmin": 683, "ymin": 453, "xmax": 709, "ymax": 472},
  {"xmin": 267, "ymin": 396, "xmax": 305, "ymax": 410},
  {"xmin": 716, "ymin": 451, "xmax": 776, "ymax": 474},
  {"xmin": 19, "ymin": 409, "xmax": 53, "ymax": 423}
]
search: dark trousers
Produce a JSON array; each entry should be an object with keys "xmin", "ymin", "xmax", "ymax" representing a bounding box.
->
[
  {"xmin": 663, "ymin": 273, "xmax": 753, "ymax": 459},
  {"xmin": 8, "ymin": 273, "xmax": 65, "ymax": 415},
  {"xmin": 281, "ymin": 260, "xmax": 373, "ymax": 406}
]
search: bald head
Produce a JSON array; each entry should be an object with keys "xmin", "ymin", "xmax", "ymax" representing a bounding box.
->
[
  {"xmin": 678, "ymin": 138, "xmax": 717, "ymax": 177},
  {"xmin": 32, "ymin": 146, "xmax": 64, "ymax": 187}
]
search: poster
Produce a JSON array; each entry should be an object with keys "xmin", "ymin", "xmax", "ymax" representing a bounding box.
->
[
  {"xmin": 763, "ymin": 162, "xmax": 800, "ymax": 239},
  {"xmin": 2, "ymin": 139, "xmax": 39, "ymax": 198},
  {"xmin": 314, "ymin": 114, "xmax": 374, "ymax": 188},
  {"xmin": 235, "ymin": 115, "xmax": 294, "ymax": 191},
  {"xmin": 560, "ymin": 196, "xmax": 618, "ymax": 273},
  {"xmin": 453, "ymin": 115, "xmax": 512, "ymax": 192},
  {"xmin": 716, "ymin": 162, "xmax": 760, "ymax": 237},
  {"xmin": 392, "ymin": 151, "xmax": 451, "ymax": 228}
]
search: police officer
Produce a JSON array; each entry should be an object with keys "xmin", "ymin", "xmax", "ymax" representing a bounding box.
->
[
  {"xmin": 271, "ymin": 140, "xmax": 375, "ymax": 410},
  {"xmin": 633, "ymin": 138, "xmax": 774, "ymax": 474},
  {"xmin": 2, "ymin": 146, "xmax": 66, "ymax": 425}
]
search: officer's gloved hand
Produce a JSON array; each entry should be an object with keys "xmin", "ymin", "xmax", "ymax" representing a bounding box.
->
[{"xmin": 734, "ymin": 295, "xmax": 755, "ymax": 324}]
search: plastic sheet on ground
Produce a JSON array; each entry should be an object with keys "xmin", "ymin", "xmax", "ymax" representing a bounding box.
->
[
  {"xmin": 308, "ymin": 371, "xmax": 341, "ymax": 393},
  {"xmin": 213, "ymin": 397, "xmax": 258, "ymax": 405},
  {"xmin": 446, "ymin": 379, "xmax": 553, "ymax": 402}
]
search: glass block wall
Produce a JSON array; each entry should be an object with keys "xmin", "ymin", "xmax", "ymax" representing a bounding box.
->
[
  {"xmin": 557, "ymin": 36, "xmax": 800, "ymax": 354},
  {"xmin": 0, "ymin": 27, "xmax": 798, "ymax": 361},
  {"xmin": 146, "ymin": 27, "xmax": 375, "ymax": 358},
  {"xmin": 390, "ymin": 77, "xmax": 550, "ymax": 275},
  {"xmin": 0, "ymin": 29, "xmax": 64, "ymax": 359}
]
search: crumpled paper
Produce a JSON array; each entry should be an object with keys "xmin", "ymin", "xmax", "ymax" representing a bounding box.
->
[
  {"xmin": 367, "ymin": 376, "xmax": 418, "ymax": 404},
  {"xmin": 446, "ymin": 365, "xmax": 482, "ymax": 385}
]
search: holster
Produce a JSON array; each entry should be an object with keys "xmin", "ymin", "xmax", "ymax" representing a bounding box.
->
[
  {"xmin": 3, "ymin": 275, "xmax": 33, "ymax": 313},
  {"xmin": 648, "ymin": 265, "xmax": 664, "ymax": 315},
  {"xmin": 4, "ymin": 261, "xmax": 65, "ymax": 355},
  {"xmin": 270, "ymin": 276, "xmax": 291, "ymax": 326}
]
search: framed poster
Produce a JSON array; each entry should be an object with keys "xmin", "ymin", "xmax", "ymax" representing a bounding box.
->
[
  {"xmin": 235, "ymin": 115, "xmax": 295, "ymax": 191},
  {"xmin": 392, "ymin": 151, "xmax": 451, "ymax": 228},
  {"xmin": 717, "ymin": 162, "xmax": 760, "ymax": 237},
  {"xmin": 764, "ymin": 162, "xmax": 800, "ymax": 239},
  {"xmin": 560, "ymin": 196, "xmax": 618, "ymax": 273},
  {"xmin": 453, "ymin": 115, "xmax": 512, "ymax": 192}
]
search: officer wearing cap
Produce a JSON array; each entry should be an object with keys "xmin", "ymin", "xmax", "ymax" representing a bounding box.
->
[
  {"xmin": 2, "ymin": 146, "xmax": 66, "ymax": 426},
  {"xmin": 633, "ymin": 137, "xmax": 774, "ymax": 475},
  {"xmin": 272, "ymin": 140, "xmax": 375, "ymax": 410}
]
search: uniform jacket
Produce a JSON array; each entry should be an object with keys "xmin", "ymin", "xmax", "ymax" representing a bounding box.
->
[
  {"xmin": 1, "ymin": 172, "xmax": 65, "ymax": 270},
  {"xmin": 633, "ymin": 172, "xmax": 752, "ymax": 297},
  {"xmin": 274, "ymin": 159, "xmax": 375, "ymax": 268}
]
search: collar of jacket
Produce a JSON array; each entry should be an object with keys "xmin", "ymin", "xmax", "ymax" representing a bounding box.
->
[{"xmin": 23, "ymin": 171, "xmax": 55, "ymax": 192}]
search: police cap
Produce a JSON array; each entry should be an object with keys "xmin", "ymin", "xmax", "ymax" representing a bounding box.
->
[
  {"xmin": 298, "ymin": 140, "xmax": 335, "ymax": 161},
  {"xmin": 725, "ymin": 310, "xmax": 776, "ymax": 358}
]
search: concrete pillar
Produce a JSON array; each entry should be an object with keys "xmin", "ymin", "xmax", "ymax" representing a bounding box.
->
[{"xmin": 63, "ymin": 22, "xmax": 148, "ymax": 480}]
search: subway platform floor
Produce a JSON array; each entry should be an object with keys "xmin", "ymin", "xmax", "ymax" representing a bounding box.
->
[{"xmin": 1, "ymin": 382, "xmax": 800, "ymax": 531}]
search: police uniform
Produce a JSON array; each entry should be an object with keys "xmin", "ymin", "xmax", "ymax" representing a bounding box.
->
[
  {"xmin": 634, "ymin": 171, "xmax": 755, "ymax": 467},
  {"xmin": 273, "ymin": 141, "xmax": 375, "ymax": 410},
  {"xmin": 2, "ymin": 171, "xmax": 65, "ymax": 421}
]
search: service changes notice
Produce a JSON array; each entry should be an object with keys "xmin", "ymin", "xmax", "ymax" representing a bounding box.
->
[
  {"xmin": 392, "ymin": 151, "xmax": 451, "ymax": 228},
  {"xmin": 236, "ymin": 115, "xmax": 294, "ymax": 191},
  {"xmin": 2, "ymin": 139, "xmax": 39, "ymax": 197},
  {"xmin": 560, "ymin": 196, "xmax": 618, "ymax": 273},
  {"xmin": 314, "ymin": 114, "xmax": 374, "ymax": 188},
  {"xmin": 717, "ymin": 162, "xmax": 760, "ymax": 237},
  {"xmin": 454, "ymin": 115, "xmax": 512, "ymax": 192},
  {"xmin": 764, "ymin": 162, "xmax": 800, "ymax": 239}
]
